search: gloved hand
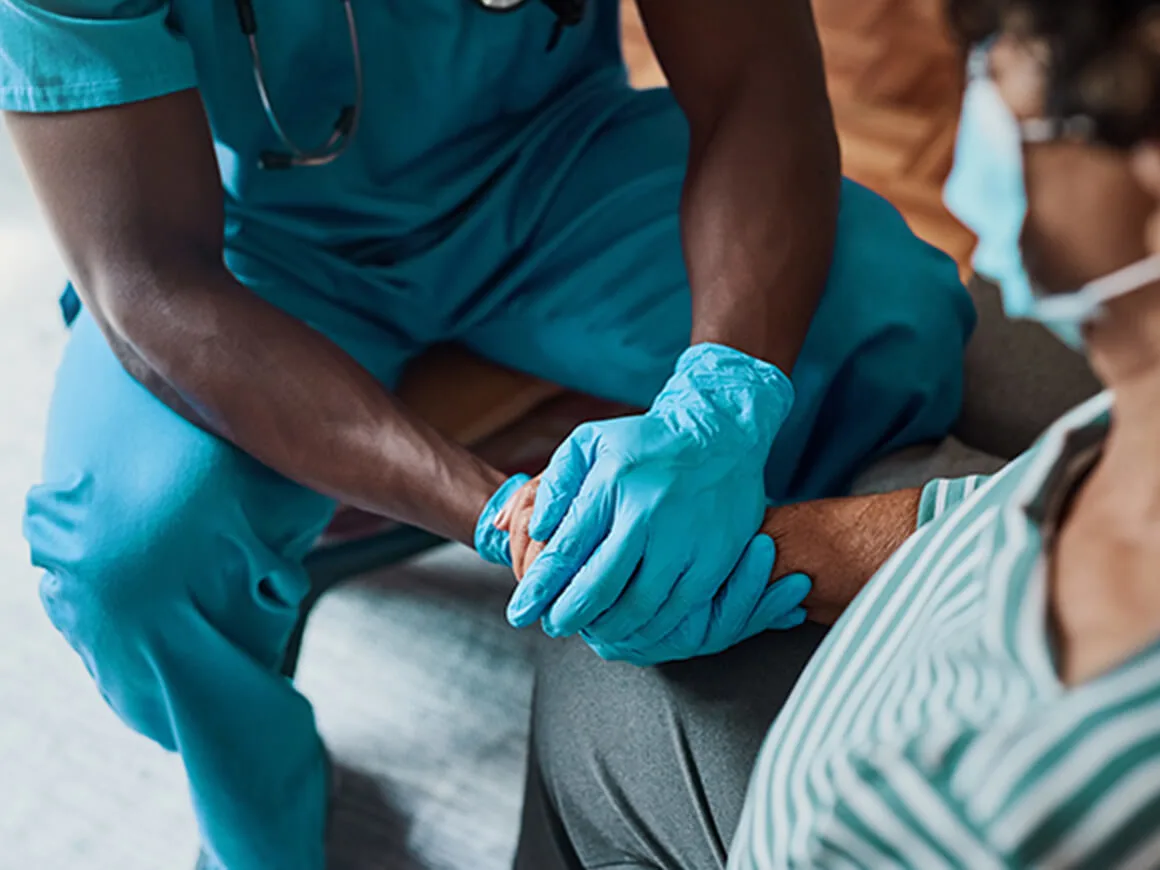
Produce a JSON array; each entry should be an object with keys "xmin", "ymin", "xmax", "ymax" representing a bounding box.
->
[
  {"xmin": 582, "ymin": 536, "xmax": 810, "ymax": 667},
  {"xmin": 499, "ymin": 480, "xmax": 811, "ymax": 666},
  {"xmin": 505, "ymin": 343, "xmax": 795, "ymax": 644},
  {"xmin": 474, "ymin": 473, "xmax": 533, "ymax": 567}
]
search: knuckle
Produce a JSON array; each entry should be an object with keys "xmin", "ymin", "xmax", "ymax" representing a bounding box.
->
[{"xmin": 571, "ymin": 422, "xmax": 604, "ymax": 450}]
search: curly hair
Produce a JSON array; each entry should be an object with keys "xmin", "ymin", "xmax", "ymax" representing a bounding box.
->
[{"xmin": 946, "ymin": 0, "xmax": 1160, "ymax": 147}]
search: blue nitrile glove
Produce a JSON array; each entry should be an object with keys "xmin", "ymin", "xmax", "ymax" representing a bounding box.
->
[
  {"xmin": 475, "ymin": 474, "xmax": 533, "ymax": 567},
  {"xmin": 583, "ymin": 535, "xmax": 811, "ymax": 667},
  {"xmin": 505, "ymin": 343, "xmax": 795, "ymax": 643}
]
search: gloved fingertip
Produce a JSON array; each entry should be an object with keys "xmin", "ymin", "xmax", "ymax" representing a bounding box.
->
[
  {"xmin": 540, "ymin": 613, "xmax": 566, "ymax": 639},
  {"xmin": 778, "ymin": 606, "xmax": 809, "ymax": 630},
  {"xmin": 773, "ymin": 571, "xmax": 813, "ymax": 603},
  {"xmin": 735, "ymin": 533, "xmax": 777, "ymax": 583},
  {"xmin": 507, "ymin": 604, "xmax": 541, "ymax": 629},
  {"xmin": 507, "ymin": 582, "xmax": 546, "ymax": 628},
  {"xmin": 749, "ymin": 533, "xmax": 777, "ymax": 565},
  {"xmin": 543, "ymin": 614, "xmax": 571, "ymax": 639}
]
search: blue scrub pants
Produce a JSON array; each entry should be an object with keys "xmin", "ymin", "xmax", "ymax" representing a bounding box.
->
[{"xmin": 23, "ymin": 86, "xmax": 974, "ymax": 870}]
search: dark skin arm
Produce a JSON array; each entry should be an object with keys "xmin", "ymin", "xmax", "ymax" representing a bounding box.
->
[
  {"xmin": 502, "ymin": 478, "xmax": 921, "ymax": 626},
  {"xmin": 637, "ymin": 0, "xmax": 840, "ymax": 370},
  {"xmin": 5, "ymin": 93, "xmax": 504, "ymax": 543}
]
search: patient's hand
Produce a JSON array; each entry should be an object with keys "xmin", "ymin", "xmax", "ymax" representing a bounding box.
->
[{"xmin": 495, "ymin": 475, "xmax": 544, "ymax": 582}]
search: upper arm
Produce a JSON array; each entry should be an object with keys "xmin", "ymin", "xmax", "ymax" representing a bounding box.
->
[
  {"xmin": 634, "ymin": 0, "xmax": 831, "ymax": 134},
  {"xmin": 5, "ymin": 91, "xmax": 226, "ymax": 330},
  {"xmin": 2, "ymin": 0, "xmax": 221, "ymax": 327}
]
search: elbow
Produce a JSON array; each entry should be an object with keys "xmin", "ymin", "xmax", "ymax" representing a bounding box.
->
[
  {"xmin": 87, "ymin": 265, "xmax": 164, "ymax": 343},
  {"xmin": 78, "ymin": 250, "xmax": 223, "ymax": 344}
]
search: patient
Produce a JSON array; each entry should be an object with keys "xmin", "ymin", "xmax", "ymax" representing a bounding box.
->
[{"xmin": 511, "ymin": 2, "xmax": 1160, "ymax": 867}]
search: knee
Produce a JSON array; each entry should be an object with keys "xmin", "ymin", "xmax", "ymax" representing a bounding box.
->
[
  {"xmin": 24, "ymin": 436, "xmax": 239, "ymax": 645},
  {"xmin": 530, "ymin": 638, "xmax": 676, "ymax": 844},
  {"xmin": 528, "ymin": 632, "xmax": 823, "ymax": 869},
  {"xmin": 531, "ymin": 639, "xmax": 628, "ymax": 791},
  {"xmin": 529, "ymin": 636, "xmax": 755, "ymax": 812}
]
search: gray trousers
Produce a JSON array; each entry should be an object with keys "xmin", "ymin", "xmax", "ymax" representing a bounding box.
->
[
  {"xmin": 515, "ymin": 626, "xmax": 828, "ymax": 870},
  {"xmin": 513, "ymin": 279, "xmax": 1103, "ymax": 870}
]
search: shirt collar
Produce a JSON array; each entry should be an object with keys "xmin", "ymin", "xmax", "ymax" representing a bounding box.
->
[{"xmin": 1016, "ymin": 392, "xmax": 1114, "ymax": 528}]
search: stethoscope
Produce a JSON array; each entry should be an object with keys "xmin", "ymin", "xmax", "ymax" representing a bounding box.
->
[{"xmin": 234, "ymin": 0, "xmax": 587, "ymax": 170}]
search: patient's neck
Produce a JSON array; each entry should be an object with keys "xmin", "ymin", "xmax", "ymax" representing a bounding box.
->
[
  {"xmin": 1053, "ymin": 346, "xmax": 1160, "ymax": 688},
  {"xmin": 1050, "ymin": 293, "xmax": 1160, "ymax": 686},
  {"xmin": 1085, "ymin": 290, "xmax": 1160, "ymax": 525},
  {"xmin": 1094, "ymin": 412, "xmax": 1160, "ymax": 529}
]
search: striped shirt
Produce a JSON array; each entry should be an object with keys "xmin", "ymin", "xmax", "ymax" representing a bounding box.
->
[{"xmin": 730, "ymin": 392, "xmax": 1160, "ymax": 869}]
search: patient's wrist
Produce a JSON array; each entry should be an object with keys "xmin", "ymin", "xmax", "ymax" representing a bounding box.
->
[{"xmin": 758, "ymin": 489, "xmax": 921, "ymax": 624}]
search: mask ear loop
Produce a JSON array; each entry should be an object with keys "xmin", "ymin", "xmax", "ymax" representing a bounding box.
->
[
  {"xmin": 1035, "ymin": 255, "xmax": 1160, "ymax": 322},
  {"xmin": 1085, "ymin": 255, "xmax": 1160, "ymax": 305}
]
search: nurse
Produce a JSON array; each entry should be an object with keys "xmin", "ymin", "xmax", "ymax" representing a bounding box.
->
[{"xmin": 2, "ymin": 1, "xmax": 971, "ymax": 868}]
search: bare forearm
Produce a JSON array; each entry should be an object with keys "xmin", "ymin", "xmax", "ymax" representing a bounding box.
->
[
  {"xmin": 682, "ymin": 82, "xmax": 840, "ymax": 369},
  {"xmin": 7, "ymin": 96, "xmax": 503, "ymax": 545},
  {"xmin": 98, "ymin": 268, "xmax": 504, "ymax": 544},
  {"xmin": 638, "ymin": 0, "xmax": 840, "ymax": 372},
  {"xmin": 760, "ymin": 489, "xmax": 922, "ymax": 624}
]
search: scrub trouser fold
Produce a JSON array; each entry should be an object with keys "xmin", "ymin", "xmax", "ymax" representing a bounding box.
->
[{"xmin": 22, "ymin": 85, "xmax": 974, "ymax": 870}]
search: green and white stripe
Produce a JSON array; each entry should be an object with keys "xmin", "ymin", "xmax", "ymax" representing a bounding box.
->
[{"xmin": 730, "ymin": 392, "xmax": 1160, "ymax": 869}]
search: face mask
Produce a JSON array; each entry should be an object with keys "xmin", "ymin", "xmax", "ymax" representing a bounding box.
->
[{"xmin": 943, "ymin": 49, "xmax": 1160, "ymax": 349}]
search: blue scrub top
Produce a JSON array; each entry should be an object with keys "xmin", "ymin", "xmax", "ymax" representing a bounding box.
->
[{"xmin": 0, "ymin": 0, "xmax": 627, "ymax": 246}]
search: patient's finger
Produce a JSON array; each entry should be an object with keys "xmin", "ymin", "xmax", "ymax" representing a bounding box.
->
[
  {"xmin": 515, "ymin": 503, "xmax": 545, "ymax": 580},
  {"xmin": 511, "ymin": 503, "xmax": 542, "ymax": 580},
  {"xmin": 507, "ymin": 480, "xmax": 542, "ymax": 580},
  {"xmin": 516, "ymin": 536, "xmax": 546, "ymax": 581},
  {"xmin": 497, "ymin": 477, "xmax": 540, "ymax": 532}
]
